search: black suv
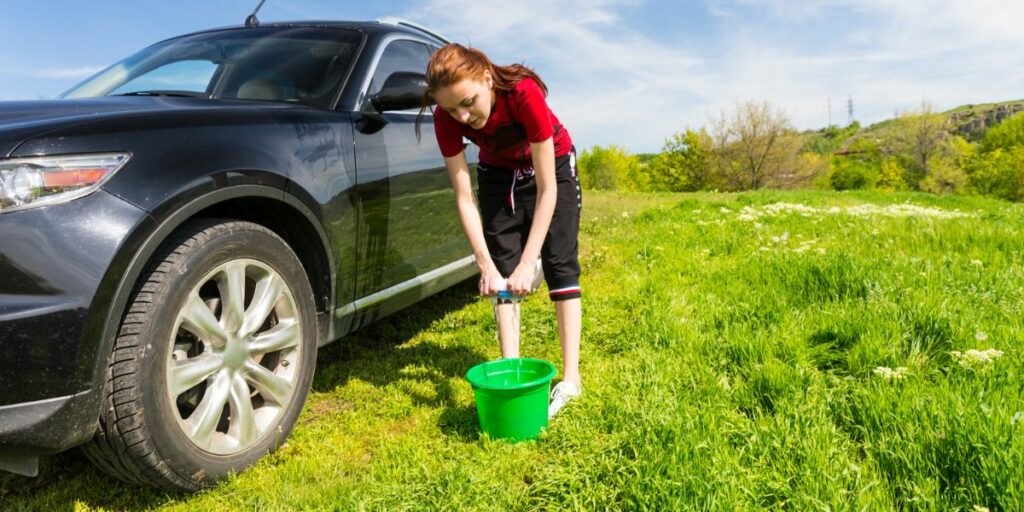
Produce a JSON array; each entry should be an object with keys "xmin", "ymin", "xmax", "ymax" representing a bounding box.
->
[{"xmin": 0, "ymin": 18, "xmax": 481, "ymax": 491}]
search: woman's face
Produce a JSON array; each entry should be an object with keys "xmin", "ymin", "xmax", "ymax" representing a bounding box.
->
[{"xmin": 433, "ymin": 71, "xmax": 494, "ymax": 130}]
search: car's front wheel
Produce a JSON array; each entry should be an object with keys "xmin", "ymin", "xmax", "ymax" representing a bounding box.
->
[{"xmin": 83, "ymin": 219, "xmax": 317, "ymax": 491}]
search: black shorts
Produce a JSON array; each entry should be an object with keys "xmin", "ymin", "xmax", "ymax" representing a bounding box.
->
[{"xmin": 477, "ymin": 149, "xmax": 582, "ymax": 301}]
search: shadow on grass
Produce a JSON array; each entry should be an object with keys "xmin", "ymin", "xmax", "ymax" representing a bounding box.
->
[
  {"xmin": 0, "ymin": 448, "xmax": 174, "ymax": 511},
  {"xmin": 0, "ymin": 279, "xmax": 487, "ymax": 509},
  {"xmin": 313, "ymin": 278, "xmax": 487, "ymax": 441}
]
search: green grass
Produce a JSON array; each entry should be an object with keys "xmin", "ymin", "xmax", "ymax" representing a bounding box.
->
[{"xmin": 3, "ymin": 190, "xmax": 1023, "ymax": 510}]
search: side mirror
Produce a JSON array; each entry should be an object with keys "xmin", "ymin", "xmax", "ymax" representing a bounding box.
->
[{"xmin": 370, "ymin": 72, "xmax": 433, "ymax": 112}]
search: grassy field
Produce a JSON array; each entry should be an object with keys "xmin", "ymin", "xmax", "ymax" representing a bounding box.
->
[{"xmin": 3, "ymin": 190, "xmax": 1023, "ymax": 510}]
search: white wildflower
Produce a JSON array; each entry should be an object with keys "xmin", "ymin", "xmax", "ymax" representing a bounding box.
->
[
  {"xmin": 759, "ymin": 246, "xmax": 771, "ymax": 251},
  {"xmin": 975, "ymin": 331, "xmax": 988, "ymax": 342},
  {"xmin": 973, "ymin": 506, "xmax": 990, "ymax": 512},
  {"xmin": 1012, "ymin": 411, "xmax": 1023, "ymax": 426},
  {"xmin": 718, "ymin": 374, "xmax": 731, "ymax": 390},
  {"xmin": 816, "ymin": 248, "xmax": 827, "ymax": 255},
  {"xmin": 971, "ymin": 259, "xmax": 983, "ymax": 266},
  {"xmin": 622, "ymin": 211, "xmax": 629, "ymax": 218},
  {"xmin": 726, "ymin": 202, "xmax": 975, "ymax": 222},
  {"xmin": 950, "ymin": 349, "xmax": 1005, "ymax": 371},
  {"xmin": 873, "ymin": 366, "xmax": 909, "ymax": 380}
]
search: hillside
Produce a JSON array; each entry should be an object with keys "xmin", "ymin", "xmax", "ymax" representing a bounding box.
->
[{"xmin": 808, "ymin": 99, "xmax": 1024, "ymax": 147}]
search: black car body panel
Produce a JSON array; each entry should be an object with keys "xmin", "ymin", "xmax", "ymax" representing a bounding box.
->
[
  {"xmin": 0, "ymin": 189, "xmax": 151, "ymax": 405},
  {"xmin": 0, "ymin": 21, "xmax": 477, "ymax": 473}
]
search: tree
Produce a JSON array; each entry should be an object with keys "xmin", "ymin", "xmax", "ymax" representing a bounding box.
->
[
  {"xmin": 577, "ymin": 145, "xmax": 643, "ymax": 191},
  {"xmin": 888, "ymin": 102, "xmax": 949, "ymax": 186},
  {"xmin": 710, "ymin": 101, "xmax": 805, "ymax": 190},
  {"xmin": 967, "ymin": 147, "xmax": 1024, "ymax": 201},
  {"xmin": 982, "ymin": 111, "xmax": 1024, "ymax": 152},
  {"xmin": 966, "ymin": 114, "xmax": 1024, "ymax": 201},
  {"xmin": 645, "ymin": 129, "xmax": 715, "ymax": 192},
  {"xmin": 875, "ymin": 158, "xmax": 907, "ymax": 191}
]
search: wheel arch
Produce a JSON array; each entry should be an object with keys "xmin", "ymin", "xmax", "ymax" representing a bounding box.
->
[{"xmin": 86, "ymin": 184, "xmax": 335, "ymax": 425}]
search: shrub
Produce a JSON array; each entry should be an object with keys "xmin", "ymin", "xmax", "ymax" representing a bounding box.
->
[
  {"xmin": 982, "ymin": 111, "xmax": 1024, "ymax": 152},
  {"xmin": 875, "ymin": 158, "xmax": 907, "ymax": 191},
  {"xmin": 967, "ymin": 147, "xmax": 1024, "ymax": 201},
  {"xmin": 645, "ymin": 129, "xmax": 715, "ymax": 192},
  {"xmin": 578, "ymin": 145, "xmax": 643, "ymax": 191},
  {"xmin": 919, "ymin": 157, "xmax": 968, "ymax": 195},
  {"xmin": 829, "ymin": 155, "xmax": 877, "ymax": 190}
]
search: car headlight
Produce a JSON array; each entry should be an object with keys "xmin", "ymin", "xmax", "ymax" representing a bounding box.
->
[{"xmin": 0, "ymin": 152, "xmax": 130, "ymax": 213}]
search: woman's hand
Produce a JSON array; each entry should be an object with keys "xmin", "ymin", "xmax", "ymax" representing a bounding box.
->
[
  {"xmin": 479, "ymin": 264, "xmax": 506, "ymax": 297},
  {"xmin": 506, "ymin": 260, "xmax": 535, "ymax": 296}
]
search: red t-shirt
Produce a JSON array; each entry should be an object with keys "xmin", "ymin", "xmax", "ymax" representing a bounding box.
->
[{"xmin": 433, "ymin": 77, "xmax": 573, "ymax": 169}]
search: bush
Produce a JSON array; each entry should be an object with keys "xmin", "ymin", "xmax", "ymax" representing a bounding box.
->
[
  {"xmin": 829, "ymin": 155, "xmax": 877, "ymax": 190},
  {"xmin": 967, "ymin": 147, "xmax": 1024, "ymax": 201},
  {"xmin": 578, "ymin": 145, "xmax": 643, "ymax": 191},
  {"xmin": 875, "ymin": 158, "xmax": 907, "ymax": 190},
  {"xmin": 919, "ymin": 157, "xmax": 968, "ymax": 195},
  {"xmin": 645, "ymin": 129, "xmax": 715, "ymax": 192},
  {"xmin": 982, "ymin": 111, "xmax": 1024, "ymax": 152}
]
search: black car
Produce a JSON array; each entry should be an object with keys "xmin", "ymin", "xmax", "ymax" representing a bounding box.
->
[{"xmin": 0, "ymin": 18, "xmax": 483, "ymax": 491}]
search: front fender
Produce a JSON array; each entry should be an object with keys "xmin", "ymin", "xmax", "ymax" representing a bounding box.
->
[{"xmin": 80, "ymin": 182, "xmax": 335, "ymax": 434}]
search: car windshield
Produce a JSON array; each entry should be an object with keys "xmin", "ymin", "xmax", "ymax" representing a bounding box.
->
[{"xmin": 61, "ymin": 27, "xmax": 362, "ymax": 109}]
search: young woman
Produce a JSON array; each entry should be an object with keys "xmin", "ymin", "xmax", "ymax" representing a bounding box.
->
[{"xmin": 421, "ymin": 44, "xmax": 582, "ymax": 418}]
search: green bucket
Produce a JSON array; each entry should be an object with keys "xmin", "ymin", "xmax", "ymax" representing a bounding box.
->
[{"xmin": 465, "ymin": 358, "xmax": 556, "ymax": 441}]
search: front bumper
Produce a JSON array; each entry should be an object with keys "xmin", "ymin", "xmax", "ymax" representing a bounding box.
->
[
  {"xmin": 0, "ymin": 391, "xmax": 96, "ymax": 476},
  {"xmin": 0, "ymin": 189, "xmax": 150, "ymax": 465}
]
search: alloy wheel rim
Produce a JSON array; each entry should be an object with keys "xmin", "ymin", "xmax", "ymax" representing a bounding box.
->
[{"xmin": 166, "ymin": 259, "xmax": 302, "ymax": 455}]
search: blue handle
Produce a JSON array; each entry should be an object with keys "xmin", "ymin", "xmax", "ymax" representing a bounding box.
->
[{"xmin": 496, "ymin": 277, "xmax": 514, "ymax": 299}]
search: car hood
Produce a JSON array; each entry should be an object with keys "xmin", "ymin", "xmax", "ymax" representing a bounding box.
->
[{"xmin": 0, "ymin": 97, "xmax": 298, "ymax": 157}]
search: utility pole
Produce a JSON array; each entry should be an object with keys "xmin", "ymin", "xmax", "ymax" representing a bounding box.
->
[{"xmin": 846, "ymin": 95, "xmax": 855, "ymax": 126}]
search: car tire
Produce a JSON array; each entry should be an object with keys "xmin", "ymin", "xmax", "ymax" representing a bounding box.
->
[{"xmin": 82, "ymin": 219, "xmax": 318, "ymax": 491}]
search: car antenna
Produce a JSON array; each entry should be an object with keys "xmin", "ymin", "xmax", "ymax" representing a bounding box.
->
[{"xmin": 245, "ymin": 0, "xmax": 267, "ymax": 27}]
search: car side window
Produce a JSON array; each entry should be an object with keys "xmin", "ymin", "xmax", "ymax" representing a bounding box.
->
[{"xmin": 366, "ymin": 39, "xmax": 431, "ymax": 102}]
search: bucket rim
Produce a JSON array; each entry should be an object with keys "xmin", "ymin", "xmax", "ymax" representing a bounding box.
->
[{"xmin": 465, "ymin": 357, "xmax": 556, "ymax": 391}]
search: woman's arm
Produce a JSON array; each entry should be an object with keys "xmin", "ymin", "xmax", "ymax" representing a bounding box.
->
[
  {"xmin": 444, "ymin": 151, "xmax": 505, "ymax": 296},
  {"xmin": 507, "ymin": 137, "xmax": 557, "ymax": 295}
]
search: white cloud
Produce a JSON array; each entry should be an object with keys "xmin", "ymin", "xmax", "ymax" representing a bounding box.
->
[
  {"xmin": 707, "ymin": 0, "xmax": 1024, "ymax": 129},
  {"xmin": 406, "ymin": 0, "xmax": 709, "ymax": 153},
  {"xmin": 407, "ymin": 0, "xmax": 1024, "ymax": 153}
]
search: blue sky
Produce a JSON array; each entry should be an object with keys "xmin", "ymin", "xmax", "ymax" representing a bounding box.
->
[{"xmin": 2, "ymin": 0, "xmax": 1022, "ymax": 153}]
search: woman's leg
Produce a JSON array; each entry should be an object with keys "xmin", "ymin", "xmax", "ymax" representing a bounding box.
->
[{"xmin": 555, "ymin": 298, "xmax": 582, "ymax": 387}]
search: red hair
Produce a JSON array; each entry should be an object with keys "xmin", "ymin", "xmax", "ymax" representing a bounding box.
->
[{"xmin": 416, "ymin": 44, "xmax": 548, "ymax": 140}]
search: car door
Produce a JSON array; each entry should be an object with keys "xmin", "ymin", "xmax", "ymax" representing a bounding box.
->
[{"xmin": 351, "ymin": 38, "xmax": 469, "ymax": 300}]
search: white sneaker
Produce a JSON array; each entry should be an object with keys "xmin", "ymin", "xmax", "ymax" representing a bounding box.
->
[{"xmin": 548, "ymin": 381, "xmax": 581, "ymax": 419}]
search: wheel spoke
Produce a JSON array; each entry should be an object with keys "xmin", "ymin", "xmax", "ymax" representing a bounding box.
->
[
  {"xmin": 248, "ymin": 319, "xmax": 301, "ymax": 355},
  {"xmin": 218, "ymin": 261, "xmax": 247, "ymax": 333},
  {"xmin": 184, "ymin": 371, "xmax": 231, "ymax": 449},
  {"xmin": 181, "ymin": 292, "xmax": 228, "ymax": 347},
  {"xmin": 243, "ymin": 360, "xmax": 292, "ymax": 406},
  {"xmin": 240, "ymin": 273, "xmax": 284, "ymax": 337},
  {"xmin": 228, "ymin": 374, "xmax": 258, "ymax": 447},
  {"xmin": 169, "ymin": 353, "xmax": 224, "ymax": 396}
]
